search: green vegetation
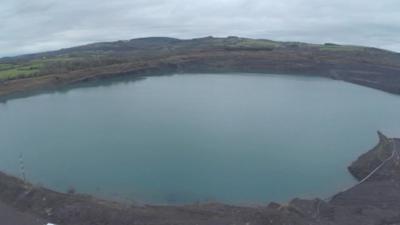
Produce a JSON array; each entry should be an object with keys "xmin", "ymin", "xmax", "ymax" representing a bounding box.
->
[
  {"xmin": 0, "ymin": 63, "xmax": 14, "ymax": 71},
  {"xmin": 214, "ymin": 37, "xmax": 281, "ymax": 50},
  {"xmin": 320, "ymin": 43, "xmax": 364, "ymax": 52},
  {"xmin": 231, "ymin": 39, "xmax": 280, "ymax": 49},
  {"xmin": 0, "ymin": 62, "xmax": 42, "ymax": 80},
  {"xmin": 0, "ymin": 37, "xmax": 389, "ymax": 82},
  {"xmin": 0, "ymin": 55, "xmax": 109, "ymax": 80}
]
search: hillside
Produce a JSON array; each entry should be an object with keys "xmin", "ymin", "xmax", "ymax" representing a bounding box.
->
[{"xmin": 0, "ymin": 36, "xmax": 400, "ymax": 99}]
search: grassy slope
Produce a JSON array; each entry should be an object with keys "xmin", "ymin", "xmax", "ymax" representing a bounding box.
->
[
  {"xmin": 0, "ymin": 63, "xmax": 40, "ymax": 80},
  {"xmin": 0, "ymin": 37, "xmax": 395, "ymax": 81},
  {"xmin": 0, "ymin": 57, "xmax": 68, "ymax": 80}
]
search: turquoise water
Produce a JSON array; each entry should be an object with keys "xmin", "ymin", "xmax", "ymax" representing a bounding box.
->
[{"xmin": 1, "ymin": 73, "xmax": 400, "ymax": 204}]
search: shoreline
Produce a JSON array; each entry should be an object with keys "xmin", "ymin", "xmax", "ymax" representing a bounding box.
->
[
  {"xmin": 1, "ymin": 132, "xmax": 399, "ymax": 225},
  {"xmin": 1, "ymin": 38, "xmax": 400, "ymax": 224},
  {"xmin": 1, "ymin": 45, "xmax": 400, "ymax": 102}
]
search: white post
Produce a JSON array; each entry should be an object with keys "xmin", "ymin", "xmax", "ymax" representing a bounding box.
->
[{"xmin": 18, "ymin": 153, "xmax": 26, "ymax": 182}]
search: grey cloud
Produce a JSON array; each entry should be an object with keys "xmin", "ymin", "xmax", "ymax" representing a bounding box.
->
[{"xmin": 1, "ymin": 0, "xmax": 400, "ymax": 57}]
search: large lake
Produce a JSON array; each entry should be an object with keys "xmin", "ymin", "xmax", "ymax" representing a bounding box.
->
[{"xmin": 1, "ymin": 73, "xmax": 400, "ymax": 204}]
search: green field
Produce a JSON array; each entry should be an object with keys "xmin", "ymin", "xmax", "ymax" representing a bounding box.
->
[
  {"xmin": 320, "ymin": 43, "xmax": 364, "ymax": 52},
  {"xmin": 0, "ymin": 56, "xmax": 87, "ymax": 80},
  {"xmin": 0, "ymin": 63, "xmax": 41, "ymax": 80},
  {"xmin": 0, "ymin": 38, "xmax": 383, "ymax": 81}
]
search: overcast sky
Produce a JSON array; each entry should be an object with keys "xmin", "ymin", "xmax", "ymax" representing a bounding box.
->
[{"xmin": 1, "ymin": 0, "xmax": 399, "ymax": 57}]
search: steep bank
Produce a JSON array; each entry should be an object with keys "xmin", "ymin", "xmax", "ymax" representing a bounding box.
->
[
  {"xmin": 348, "ymin": 131, "xmax": 393, "ymax": 180},
  {"xmin": 1, "ymin": 37, "xmax": 400, "ymax": 101},
  {"xmin": 1, "ymin": 132, "xmax": 400, "ymax": 225}
]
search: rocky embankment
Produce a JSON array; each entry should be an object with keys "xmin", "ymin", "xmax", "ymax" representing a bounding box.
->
[
  {"xmin": 1, "ymin": 132, "xmax": 400, "ymax": 225},
  {"xmin": 1, "ymin": 37, "xmax": 400, "ymax": 101},
  {"xmin": 348, "ymin": 131, "xmax": 393, "ymax": 180}
]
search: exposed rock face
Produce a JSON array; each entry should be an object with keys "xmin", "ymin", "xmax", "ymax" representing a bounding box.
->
[
  {"xmin": 1, "ymin": 132, "xmax": 400, "ymax": 225},
  {"xmin": 329, "ymin": 135, "xmax": 400, "ymax": 225},
  {"xmin": 1, "ymin": 37, "xmax": 400, "ymax": 102},
  {"xmin": 348, "ymin": 131, "xmax": 392, "ymax": 180},
  {"xmin": 2, "ymin": 37, "xmax": 400, "ymax": 224}
]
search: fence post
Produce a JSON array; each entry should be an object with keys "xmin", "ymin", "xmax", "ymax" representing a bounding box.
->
[{"xmin": 19, "ymin": 153, "xmax": 26, "ymax": 182}]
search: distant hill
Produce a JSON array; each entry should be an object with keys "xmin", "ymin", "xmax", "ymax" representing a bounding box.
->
[{"xmin": 0, "ymin": 36, "xmax": 399, "ymax": 99}]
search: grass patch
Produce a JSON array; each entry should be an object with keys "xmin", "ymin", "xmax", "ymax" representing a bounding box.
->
[
  {"xmin": 0, "ymin": 56, "xmax": 85, "ymax": 80},
  {"xmin": 0, "ymin": 61, "xmax": 45, "ymax": 80},
  {"xmin": 0, "ymin": 66, "xmax": 40, "ymax": 80},
  {"xmin": 233, "ymin": 39, "xmax": 280, "ymax": 49},
  {"xmin": 214, "ymin": 37, "xmax": 281, "ymax": 50},
  {"xmin": 0, "ymin": 63, "xmax": 15, "ymax": 71},
  {"xmin": 320, "ymin": 43, "xmax": 363, "ymax": 52}
]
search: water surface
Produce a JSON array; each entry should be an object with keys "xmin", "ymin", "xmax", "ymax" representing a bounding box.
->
[{"xmin": 1, "ymin": 73, "xmax": 400, "ymax": 204}]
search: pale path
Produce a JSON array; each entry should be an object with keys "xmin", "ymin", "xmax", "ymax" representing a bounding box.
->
[
  {"xmin": 318, "ymin": 138, "xmax": 400, "ymax": 224},
  {"xmin": 352, "ymin": 138, "xmax": 397, "ymax": 186},
  {"xmin": 315, "ymin": 138, "xmax": 400, "ymax": 220},
  {"xmin": 335, "ymin": 138, "xmax": 399, "ymax": 195}
]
